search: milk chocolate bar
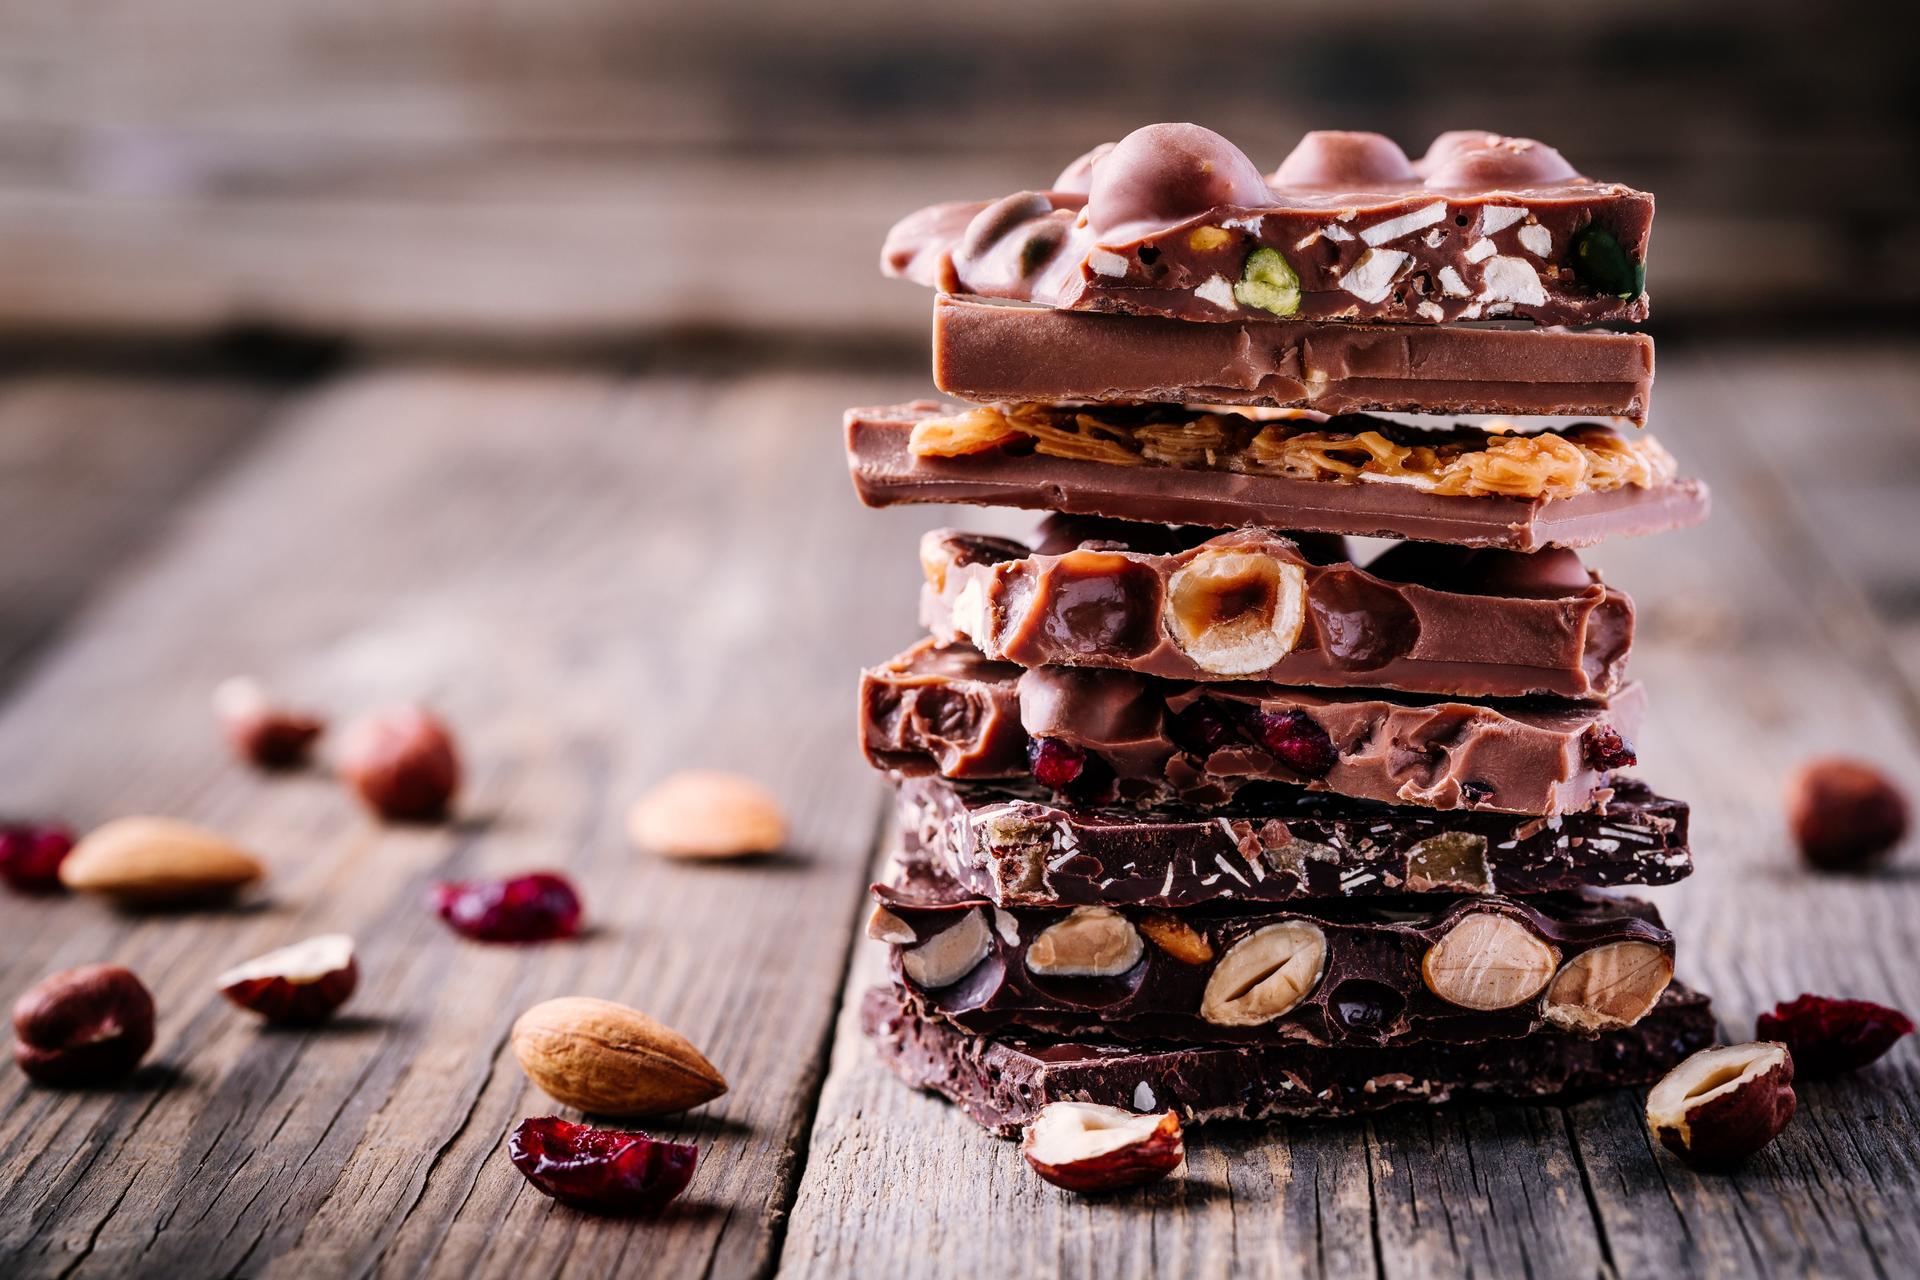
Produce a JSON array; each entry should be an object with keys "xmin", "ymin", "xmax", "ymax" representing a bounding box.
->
[
  {"xmin": 862, "ymin": 982, "xmax": 1715, "ymax": 1134},
  {"xmin": 892, "ymin": 772, "xmax": 1691, "ymax": 907},
  {"xmin": 933, "ymin": 295, "xmax": 1655, "ymax": 422},
  {"xmin": 847, "ymin": 405, "xmax": 1709, "ymax": 553},
  {"xmin": 884, "ymin": 127, "xmax": 1652, "ymax": 328},
  {"xmin": 872, "ymin": 881, "xmax": 1675, "ymax": 1049},
  {"xmin": 864, "ymin": 639, "xmax": 1644, "ymax": 815},
  {"xmin": 921, "ymin": 523, "xmax": 1633, "ymax": 700}
]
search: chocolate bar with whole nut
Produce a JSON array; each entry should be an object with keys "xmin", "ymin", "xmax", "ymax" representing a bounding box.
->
[
  {"xmin": 932, "ymin": 294, "xmax": 1656, "ymax": 422},
  {"xmin": 870, "ymin": 877, "xmax": 1675, "ymax": 1049},
  {"xmin": 861, "ymin": 981, "xmax": 1715, "ymax": 1135},
  {"xmin": 891, "ymin": 771, "xmax": 1691, "ymax": 907},
  {"xmin": 864, "ymin": 639, "xmax": 1644, "ymax": 815},
  {"xmin": 920, "ymin": 521, "xmax": 1634, "ymax": 700},
  {"xmin": 885, "ymin": 126, "xmax": 1652, "ymax": 328},
  {"xmin": 847, "ymin": 403, "xmax": 1708, "ymax": 553}
]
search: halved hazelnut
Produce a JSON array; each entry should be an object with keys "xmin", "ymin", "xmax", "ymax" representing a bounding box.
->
[
  {"xmin": 1543, "ymin": 941, "xmax": 1672, "ymax": 1032},
  {"xmin": 866, "ymin": 904, "xmax": 916, "ymax": 946},
  {"xmin": 1138, "ymin": 913, "xmax": 1213, "ymax": 965},
  {"xmin": 1200, "ymin": 920, "xmax": 1327, "ymax": 1026},
  {"xmin": 1646, "ymin": 1041, "xmax": 1796, "ymax": 1170},
  {"xmin": 1164, "ymin": 548, "xmax": 1306, "ymax": 676},
  {"xmin": 1420, "ymin": 911, "xmax": 1558, "ymax": 1011},
  {"xmin": 1020, "ymin": 1102, "xmax": 1184, "ymax": 1193},
  {"xmin": 1025, "ymin": 906, "xmax": 1143, "ymax": 977},
  {"xmin": 216, "ymin": 933, "xmax": 358, "ymax": 1024},
  {"xmin": 900, "ymin": 909, "xmax": 992, "ymax": 989}
]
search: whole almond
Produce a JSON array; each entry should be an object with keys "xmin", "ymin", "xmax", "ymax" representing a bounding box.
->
[
  {"xmin": 60, "ymin": 817, "xmax": 263, "ymax": 906},
  {"xmin": 627, "ymin": 770, "xmax": 785, "ymax": 860},
  {"xmin": 510, "ymin": 996, "xmax": 726, "ymax": 1116}
]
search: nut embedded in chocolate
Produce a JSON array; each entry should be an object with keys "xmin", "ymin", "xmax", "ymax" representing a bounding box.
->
[
  {"xmin": 1646, "ymin": 1041, "xmax": 1796, "ymax": 1170},
  {"xmin": 1271, "ymin": 131, "xmax": 1416, "ymax": 188},
  {"xmin": 1200, "ymin": 920, "xmax": 1327, "ymax": 1026},
  {"xmin": 1025, "ymin": 906, "xmax": 1143, "ymax": 978},
  {"xmin": 901, "ymin": 908, "xmax": 992, "ymax": 989},
  {"xmin": 1164, "ymin": 547, "xmax": 1305, "ymax": 676},
  {"xmin": 1421, "ymin": 911, "xmax": 1558, "ymax": 1010},
  {"xmin": 866, "ymin": 904, "xmax": 916, "ymax": 945},
  {"xmin": 1543, "ymin": 941, "xmax": 1673, "ymax": 1032},
  {"xmin": 1020, "ymin": 1102, "xmax": 1184, "ymax": 1193},
  {"xmin": 1085, "ymin": 123, "xmax": 1272, "ymax": 237},
  {"xmin": 1784, "ymin": 756, "xmax": 1909, "ymax": 872},
  {"xmin": 1137, "ymin": 913, "xmax": 1213, "ymax": 965}
]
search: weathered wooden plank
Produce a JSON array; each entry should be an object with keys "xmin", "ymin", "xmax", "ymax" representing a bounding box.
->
[
  {"xmin": 779, "ymin": 350, "xmax": 1920, "ymax": 1279},
  {"xmin": 0, "ymin": 366, "xmax": 926, "ymax": 1278}
]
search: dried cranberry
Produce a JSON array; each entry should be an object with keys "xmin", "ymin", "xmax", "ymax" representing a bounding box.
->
[
  {"xmin": 508, "ymin": 1116, "xmax": 696, "ymax": 1214},
  {"xmin": 1756, "ymin": 993, "xmax": 1915, "ymax": 1079},
  {"xmin": 1027, "ymin": 738, "xmax": 1088, "ymax": 790},
  {"xmin": 1253, "ymin": 710, "xmax": 1338, "ymax": 779},
  {"xmin": 1169, "ymin": 701, "xmax": 1242, "ymax": 757},
  {"xmin": 0, "ymin": 824, "xmax": 75, "ymax": 894},
  {"xmin": 431, "ymin": 872, "xmax": 582, "ymax": 943},
  {"xmin": 1583, "ymin": 725, "xmax": 1637, "ymax": 771}
]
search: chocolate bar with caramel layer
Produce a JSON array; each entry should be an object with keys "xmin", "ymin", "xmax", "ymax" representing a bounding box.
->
[
  {"xmin": 920, "ymin": 521, "xmax": 1634, "ymax": 701},
  {"xmin": 863, "ymin": 639, "xmax": 1643, "ymax": 816},
  {"xmin": 885, "ymin": 126, "xmax": 1652, "ymax": 328},
  {"xmin": 862, "ymin": 982, "xmax": 1715, "ymax": 1135}
]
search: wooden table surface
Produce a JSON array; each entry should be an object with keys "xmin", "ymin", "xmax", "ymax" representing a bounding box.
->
[{"xmin": 0, "ymin": 344, "xmax": 1917, "ymax": 1279}]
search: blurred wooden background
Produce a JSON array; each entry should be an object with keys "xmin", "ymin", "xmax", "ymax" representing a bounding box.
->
[{"xmin": 0, "ymin": 0, "xmax": 1914, "ymax": 347}]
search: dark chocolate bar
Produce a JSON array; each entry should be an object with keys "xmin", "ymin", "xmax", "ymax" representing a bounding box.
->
[
  {"xmin": 847, "ymin": 404, "xmax": 1709, "ymax": 553},
  {"xmin": 861, "ymin": 982, "xmax": 1716, "ymax": 1135},
  {"xmin": 871, "ymin": 881, "xmax": 1675, "ymax": 1049},
  {"xmin": 933, "ymin": 295, "xmax": 1655, "ymax": 422},
  {"xmin": 921, "ymin": 522, "xmax": 1633, "ymax": 700},
  {"xmin": 884, "ymin": 126, "xmax": 1652, "ymax": 328},
  {"xmin": 864, "ymin": 639, "xmax": 1643, "ymax": 815}
]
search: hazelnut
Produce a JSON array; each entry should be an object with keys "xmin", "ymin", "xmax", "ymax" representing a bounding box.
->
[
  {"xmin": 865, "ymin": 904, "xmax": 916, "ymax": 946},
  {"xmin": 1543, "ymin": 941, "xmax": 1673, "ymax": 1032},
  {"xmin": 627, "ymin": 770, "xmax": 786, "ymax": 860},
  {"xmin": 12, "ymin": 964, "xmax": 155, "ymax": 1085},
  {"xmin": 1784, "ymin": 757, "xmax": 1908, "ymax": 872},
  {"xmin": 1164, "ymin": 547, "xmax": 1306, "ymax": 676},
  {"xmin": 1025, "ymin": 907, "xmax": 1143, "ymax": 978},
  {"xmin": 337, "ymin": 704, "xmax": 460, "ymax": 822},
  {"xmin": 1137, "ymin": 913, "xmax": 1213, "ymax": 965},
  {"xmin": 1200, "ymin": 920, "xmax": 1327, "ymax": 1026},
  {"xmin": 1021, "ymin": 1102, "xmax": 1184, "ymax": 1193},
  {"xmin": 900, "ymin": 909, "xmax": 992, "ymax": 989},
  {"xmin": 216, "ymin": 934, "xmax": 358, "ymax": 1024},
  {"xmin": 1646, "ymin": 1041, "xmax": 1796, "ymax": 1170},
  {"xmin": 212, "ymin": 677, "xmax": 324, "ymax": 770},
  {"xmin": 1421, "ymin": 911, "xmax": 1558, "ymax": 1011}
]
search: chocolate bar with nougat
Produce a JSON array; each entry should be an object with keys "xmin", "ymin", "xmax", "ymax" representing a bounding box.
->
[{"xmin": 885, "ymin": 125, "xmax": 1653, "ymax": 328}]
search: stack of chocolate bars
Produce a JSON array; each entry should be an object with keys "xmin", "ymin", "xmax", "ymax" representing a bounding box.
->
[{"xmin": 845, "ymin": 124, "xmax": 1717, "ymax": 1134}]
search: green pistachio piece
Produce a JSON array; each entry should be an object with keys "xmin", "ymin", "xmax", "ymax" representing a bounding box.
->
[
  {"xmin": 1572, "ymin": 226, "xmax": 1646, "ymax": 299},
  {"xmin": 1232, "ymin": 247, "xmax": 1301, "ymax": 316}
]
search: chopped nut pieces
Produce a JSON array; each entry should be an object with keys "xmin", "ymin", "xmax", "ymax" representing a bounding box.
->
[
  {"xmin": 1024, "ymin": 906, "xmax": 1144, "ymax": 977},
  {"xmin": 217, "ymin": 934, "xmax": 358, "ymax": 1024},
  {"xmin": 907, "ymin": 403, "xmax": 1679, "ymax": 502},
  {"xmin": 1421, "ymin": 912, "xmax": 1559, "ymax": 1011},
  {"xmin": 902, "ymin": 908, "xmax": 993, "ymax": 989},
  {"xmin": 1200, "ymin": 921, "xmax": 1328, "ymax": 1026},
  {"xmin": 60, "ymin": 816, "xmax": 264, "ymax": 908},
  {"xmin": 628, "ymin": 770, "xmax": 787, "ymax": 860},
  {"xmin": 1543, "ymin": 941, "xmax": 1673, "ymax": 1032},
  {"xmin": 510, "ymin": 996, "xmax": 726, "ymax": 1116},
  {"xmin": 1020, "ymin": 1102, "xmax": 1185, "ymax": 1192},
  {"xmin": 1646, "ymin": 1041, "xmax": 1796, "ymax": 1170}
]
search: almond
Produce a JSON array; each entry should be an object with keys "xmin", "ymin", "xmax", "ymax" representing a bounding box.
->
[
  {"xmin": 60, "ymin": 816, "xmax": 264, "ymax": 906},
  {"xmin": 510, "ymin": 996, "xmax": 726, "ymax": 1117},
  {"xmin": 627, "ymin": 770, "xmax": 785, "ymax": 860}
]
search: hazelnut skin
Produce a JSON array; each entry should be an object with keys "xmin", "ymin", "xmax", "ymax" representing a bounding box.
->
[
  {"xmin": 337, "ymin": 704, "xmax": 461, "ymax": 822},
  {"xmin": 1086, "ymin": 123, "xmax": 1271, "ymax": 236},
  {"xmin": 13, "ymin": 964, "xmax": 156, "ymax": 1086},
  {"xmin": 1785, "ymin": 757, "xmax": 1908, "ymax": 871}
]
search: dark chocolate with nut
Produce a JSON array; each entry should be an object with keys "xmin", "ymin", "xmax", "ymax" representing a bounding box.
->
[
  {"xmin": 932, "ymin": 294, "xmax": 1656, "ymax": 422},
  {"xmin": 870, "ymin": 877, "xmax": 1676, "ymax": 1049},
  {"xmin": 865, "ymin": 638, "xmax": 1644, "ymax": 815},
  {"xmin": 922, "ymin": 521, "xmax": 1633, "ymax": 700},
  {"xmin": 893, "ymin": 771, "xmax": 1689, "ymax": 907},
  {"xmin": 885, "ymin": 126, "xmax": 1652, "ymax": 328},
  {"xmin": 848, "ymin": 403, "xmax": 1708, "ymax": 553},
  {"xmin": 862, "ymin": 981, "xmax": 1715, "ymax": 1136}
]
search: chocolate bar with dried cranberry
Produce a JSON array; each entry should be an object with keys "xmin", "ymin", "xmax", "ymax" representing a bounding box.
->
[
  {"xmin": 931, "ymin": 294, "xmax": 1656, "ymax": 422},
  {"xmin": 885, "ymin": 125, "xmax": 1652, "ymax": 328},
  {"xmin": 870, "ymin": 874, "xmax": 1675, "ymax": 1050},
  {"xmin": 861, "ymin": 982, "xmax": 1715, "ymax": 1135},
  {"xmin": 863, "ymin": 638, "xmax": 1643, "ymax": 816},
  {"xmin": 921, "ymin": 519, "xmax": 1634, "ymax": 701}
]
